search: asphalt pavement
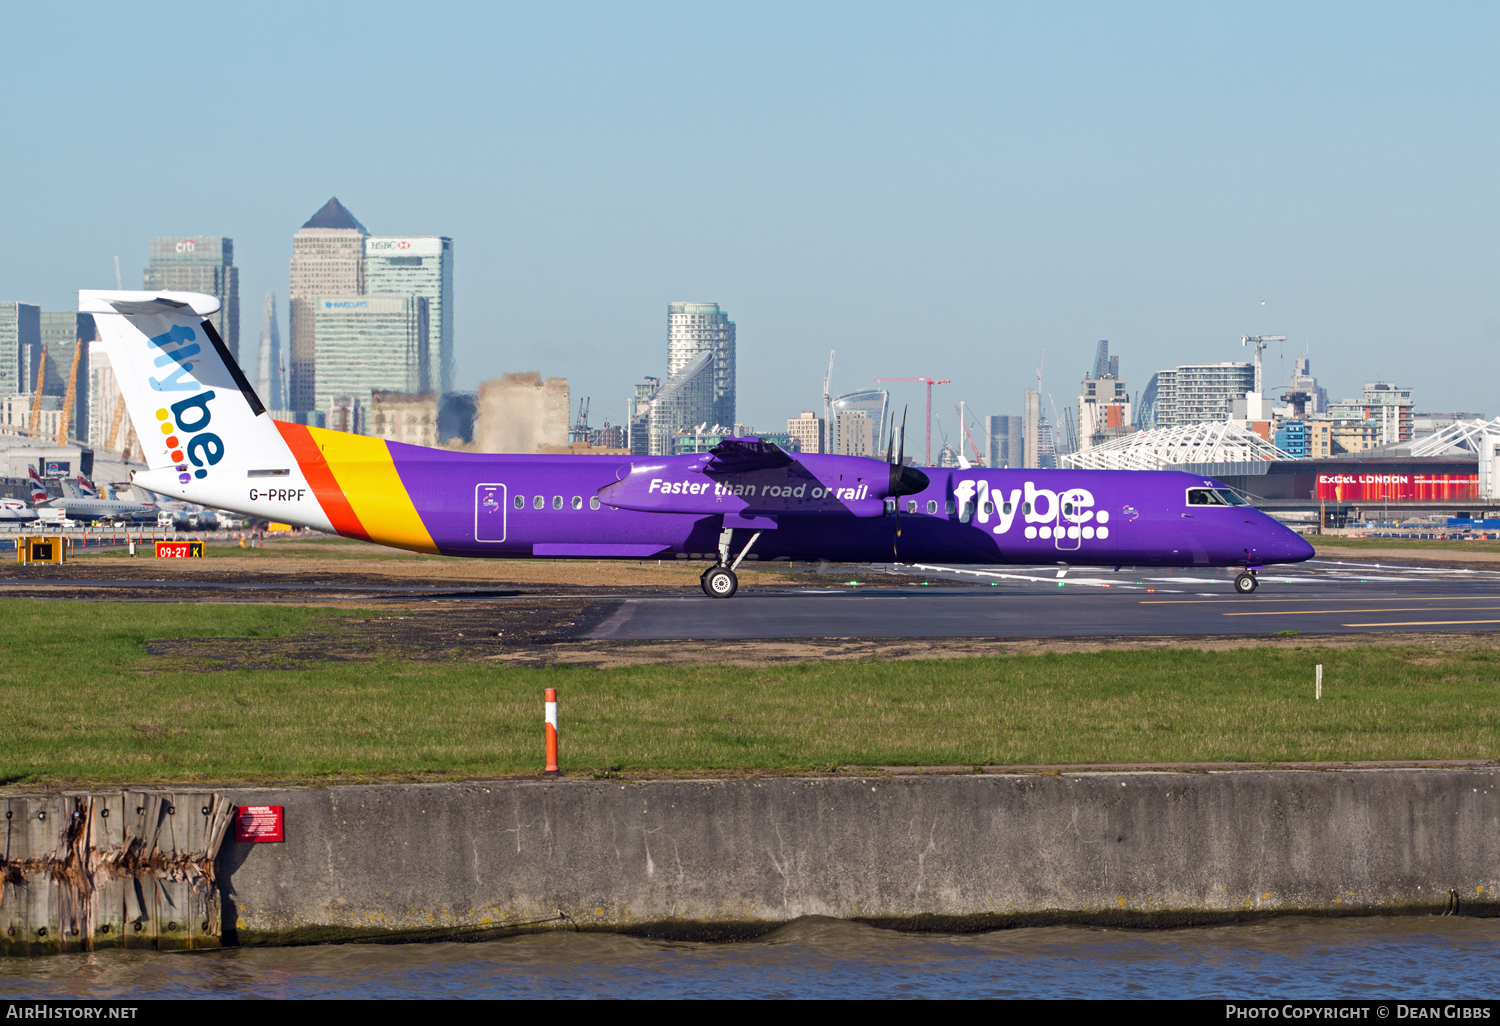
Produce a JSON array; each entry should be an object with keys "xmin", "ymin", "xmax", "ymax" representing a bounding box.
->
[{"xmin": 587, "ymin": 558, "xmax": 1500, "ymax": 639}]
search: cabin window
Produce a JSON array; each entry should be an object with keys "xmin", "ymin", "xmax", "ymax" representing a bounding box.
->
[
  {"xmin": 571, "ymin": 496, "xmax": 583, "ymax": 510},
  {"xmin": 589, "ymin": 497, "xmax": 601, "ymax": 510},
  {"xmin": 926, "ymin": 500, "xmax": 938, "ymax": 514},
  {"xmin": 945, "ymin": 500, "xmax": 956, "ymax": 515},
  {"xmin": 884, "ymin": 498, "xmax": 896, "ymax": 513},
  {"xmin": 1003, "ymin": 501, "xmax": 1013, "ymax": 515},
  {"xmin": 513, "ymin": 495, "xmax": 525, "ymax": 510},
  {"xmin": 1023, "ymin": 501, "xmax": 1032, "ymax": 515},
  {"xmin": 533, "ymin": 495, "xmax": 545, "ymax": 510},
  {"xmin": 906, "ymin": 499, "xmax": 918, "ymax": 513},
  {"xmin": 1064, "ymin": 502, "xmax": 1074, "ymax": 515},
  {"xmin": 552, "ymin": 495, "xmax": 563, "ymax": 510},
  {"xmin": 1186, "ymin": 488, "xmax": 1231, "ymax": 507},
  {"xmin": 982, "ymin": 501, "xmax": 993, "ymax": 516}
]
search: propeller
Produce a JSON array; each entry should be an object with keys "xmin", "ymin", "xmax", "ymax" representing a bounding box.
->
[
  {"xmin": 887, "ymin": 405, "xmax": 930, "ymax": 499},
  {"xmin": 885, "ymin": 407, "xmax": 931, "ymax": 562}
]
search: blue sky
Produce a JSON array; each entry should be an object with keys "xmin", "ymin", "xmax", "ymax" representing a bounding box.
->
[{"xmin": 2, "ymin": 2, "xmax": 1497, "ymax": 433}]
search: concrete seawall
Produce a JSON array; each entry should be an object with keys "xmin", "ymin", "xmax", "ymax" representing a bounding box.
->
[{"xmin": 216, "ymin": 770, "xmax": 1500, "ymax": 945}]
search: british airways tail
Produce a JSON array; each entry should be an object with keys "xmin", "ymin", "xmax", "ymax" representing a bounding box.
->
[{"xmin": 27, "ymin": 467, "xmax": 49, "ymax": 505}]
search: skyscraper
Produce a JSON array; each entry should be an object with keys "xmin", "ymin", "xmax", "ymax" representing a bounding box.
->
[
  {"xmin": 830, "ymin": 389, "xmax": 889, "ymax": 455},
  {"xmin": 640, "ymin": 350, "xmax": 714, "ymax": 456},
  {"xmin": 312, "ymin": 295, "xmax": 429, "ymax": 430},
  {"xmin": 256, "ymin": 291, "xmax": 285, "ymax": 412},
  {"xmin": 1077, "ymin": 349, "xmax": 1131, "ymax": 453},
  {"xmin": 1023, "ymin": 390, "xmax": 1041, "ymax": 469},
  {"xmin": 38, "ymin": 312, "xmax": 93, "ymax": 441},
  {"xmin": 786, "ymin": 412, "xmax": 825, "ymax": 455},
  {"xmin": 835, "ymin": 410, "xmax": 877, "ymax": 457},
  {"xmin": 0, "ymin": 303, "xmax": 39, "ymax": 397},
  {"xmin": 986, "ymin": 414, "xmax": 1023, "ymax": 468},
  {"xmin": 366, "ymin": 236, "xmax": 453, "ymax": 396},
  {"xmin": 143, "ymin": 237, "xmax": 239, "ymax": 359},
  {"xmin": 289, "ymin": 198, "xmax": 367, "ymax": 413},
  {"xmin": 667, "ymin": 302, "xmax": 735, "ymax": 428},
  {"xmin": 1150, "ymin": 362, "xmax": 1253, "ymax": 427}
]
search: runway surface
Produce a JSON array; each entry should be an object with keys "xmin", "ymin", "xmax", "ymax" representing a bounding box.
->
[
  {"xmin": 6, "ymin": 557, "xmax": 1500, "ymax": 641},
  {"xmin": 589, "ymin": 558, "xmax": 1500, "ymax": 640}
]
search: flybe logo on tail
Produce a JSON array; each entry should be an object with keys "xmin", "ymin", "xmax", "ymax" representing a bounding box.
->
[
  {"xmin": 141, "ymin": 324, "xmax": 225, "ymax": 484},
  {"xmin": 147, "ymin": 324, "xmax": 202, "ymax": 393}
]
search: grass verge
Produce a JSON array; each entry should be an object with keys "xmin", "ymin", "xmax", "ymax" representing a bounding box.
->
[
  {"xmin": 2, "ymin": 600, "xmax": 1497, "ymax": 784},
  {"xmin": 1312, "ymin": 536, "xmax": 1500, "ymax": 554}
]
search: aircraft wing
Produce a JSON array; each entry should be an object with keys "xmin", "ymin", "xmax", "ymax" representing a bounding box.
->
[{"xmin": 705, "ymin": 437, "xmax": 795, "ymax": 472}]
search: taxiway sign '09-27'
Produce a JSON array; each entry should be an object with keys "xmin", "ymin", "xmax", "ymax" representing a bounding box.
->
[{"xmin": 83, "ymin": 289, "xmax": 1314, "ymax": 597}]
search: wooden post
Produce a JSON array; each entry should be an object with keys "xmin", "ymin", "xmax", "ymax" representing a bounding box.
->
[{"xmin": 0, "ymin": 790, "xmax": 231, "ymax": 956}]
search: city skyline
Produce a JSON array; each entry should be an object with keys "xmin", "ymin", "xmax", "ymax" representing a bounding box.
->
[{"xmin": 3, "ymin": 4, "xmax": 1499, "ymax": 431}]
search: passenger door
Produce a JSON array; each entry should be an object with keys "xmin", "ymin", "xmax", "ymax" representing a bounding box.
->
[
  {"xmin": 474, "ymin": 483, "xmax": 507, "ymax": 543},
  {"xmin": 1053, "ymin": 490, "xmax": 1082, "ymax": 551}
]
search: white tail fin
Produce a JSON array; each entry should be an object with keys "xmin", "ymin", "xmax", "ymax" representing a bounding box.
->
[
  {"xmin": 75, "ymin": 476, "xmax": 97, "ymax": 498},
  {"xmin": 81, "ymin": 290, "xmax": 291, "ymax": 501}
]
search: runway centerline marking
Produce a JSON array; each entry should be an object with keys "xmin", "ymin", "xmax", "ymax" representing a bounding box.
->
[
  {"xmin": 1341, "ymin": 619, "xmax": 1500, "ymax": 627},
  {"xmin": 1222, "ymin": 607, "xmax": 1500, "ymax": 617}
]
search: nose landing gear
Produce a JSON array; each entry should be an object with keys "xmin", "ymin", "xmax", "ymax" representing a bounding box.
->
[
  {"xmin": 701, "ymin": 565, "xmax": 738, "ymax": 598},
  {"xmin": 700, "ymin": 526, "xmax": 764, "ymax": 598},
  {"xmin": 1234, "ymin": 571, "xmax": 1259, "ymax": 594}
]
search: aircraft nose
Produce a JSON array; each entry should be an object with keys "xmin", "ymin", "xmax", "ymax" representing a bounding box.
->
[{"xmin": 1273, "ymin": 529, "xmax": 1315, "ymax": 563}]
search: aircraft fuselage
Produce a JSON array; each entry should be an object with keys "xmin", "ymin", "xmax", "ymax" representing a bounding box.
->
[{"xmin": 140, "ymin": 440, "xmax": 1314, "ymax": 570}]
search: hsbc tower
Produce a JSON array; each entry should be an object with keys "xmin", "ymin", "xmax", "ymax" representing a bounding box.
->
[{"xmin": 366, "ymin": 236, "xmax": 454, "ymax": 396}]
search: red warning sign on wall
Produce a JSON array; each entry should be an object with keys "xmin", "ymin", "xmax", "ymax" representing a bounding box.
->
[{"xmin": 234, "ymin": 805, "xmax": 285, "ymax": 843}]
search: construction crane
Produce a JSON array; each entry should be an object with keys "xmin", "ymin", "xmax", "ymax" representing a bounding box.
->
[
  {"xmin": 954, "ymin": 402, "xmax": 986, "ymax": 466},
  {"xmin": 56, "ymin": 340, "xmax": 82, "ymax": 445},
  {"xmin": 106, "ymin": 395, "xmax": 127, "ymax": 451},
  {"xmin": 821, "ymin": 350, "xmax": 835, "ymax": 454},
  {"xmin": 570, "ymin": 397, "xmax": 591, "ymax": 445},
  {"xmin": 27, "ymin": 347, "xmax": 48, "ymax": 435},
  {"xmin": 1240, "ymin": 335, "xmax": 1286, "ymax": 394},
  {"xmin": 874, "ymin": 376, "xmax": 951, "ymax": 465}
]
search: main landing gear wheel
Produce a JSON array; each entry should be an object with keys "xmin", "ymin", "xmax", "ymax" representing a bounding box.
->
[
  {"xmin": 1234, "ymin": 572, "xmax": 1259, "ymax": 594},
  {"xmin": 702, "ymin": 565, "xmax": 739, "ymax": 598}
]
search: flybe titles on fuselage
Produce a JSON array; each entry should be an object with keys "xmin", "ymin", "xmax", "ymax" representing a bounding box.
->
[
  {"xmin": 646, "ymin": 478, "xmax": 870, "ymax": 502},
  {"xmin": 953, "ymin": 478, "xmax": 1112, "ymax": 541}
]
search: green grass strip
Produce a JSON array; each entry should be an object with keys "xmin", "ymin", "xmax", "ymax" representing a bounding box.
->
[{"xmin": 1, "ymin": 601, "xmax": 1496, "ymax": 784}]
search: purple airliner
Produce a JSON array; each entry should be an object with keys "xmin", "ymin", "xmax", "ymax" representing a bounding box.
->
[{"xmin": 85, "ymin": 288, "xmax": 1315, "ymax": 597}]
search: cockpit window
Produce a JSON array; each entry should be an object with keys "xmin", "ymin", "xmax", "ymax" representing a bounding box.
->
[{"xmin": 1186, "ymin": 487, "xmax": 1250, "ymax": 507}]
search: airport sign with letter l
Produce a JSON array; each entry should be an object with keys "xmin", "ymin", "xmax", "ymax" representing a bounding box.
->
[
  {"xmin": 234, "ymin": 806, "xmax": 285, "ymax": 843},
  {"xmin": 156, "ymin": 541, "xmax": 204, "ymax": 558}
]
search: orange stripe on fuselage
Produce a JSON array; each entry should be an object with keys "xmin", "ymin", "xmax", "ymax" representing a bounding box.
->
[{"xmin": 275, "ymin": 420, "xmax": 370, "ymax": 540}]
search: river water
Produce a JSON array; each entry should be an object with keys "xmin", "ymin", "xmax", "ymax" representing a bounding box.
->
[{"xmin": 1, "ymin": 916, "xmax": 1495, "ymax": 1000}]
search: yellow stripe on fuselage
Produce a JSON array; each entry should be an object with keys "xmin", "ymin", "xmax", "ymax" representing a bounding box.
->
[{"xmin": 305, "ymin": 426, "xmax": 439, "ymax": 554}]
